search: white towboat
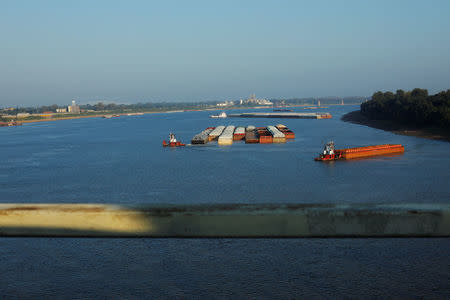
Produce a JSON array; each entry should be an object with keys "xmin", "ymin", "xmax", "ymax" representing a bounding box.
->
[{"xmin": 210, "ymin": 112, "xmax": 227, "ymax": 118}]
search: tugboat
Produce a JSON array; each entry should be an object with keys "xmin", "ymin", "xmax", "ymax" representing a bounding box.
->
[
  {"xmin": 210, "ymin": 112, "xmax": 227, "ymax": 118},
  {"xmin": 163, "ymin": 133, "xmax": 186, "ymax": 147},
  {"xmin": 314, "ymin": 141, "xmax": 342, "ymax": 161}
]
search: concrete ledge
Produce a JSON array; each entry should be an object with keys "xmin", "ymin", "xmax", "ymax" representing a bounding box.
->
[{"xmin": 0, "ymin": 203, "xmax": 449, "ymax": 237}]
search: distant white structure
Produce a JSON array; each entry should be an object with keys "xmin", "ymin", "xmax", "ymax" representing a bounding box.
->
[
  {"xmin": 56, "ymin": 108, "xmax": 67, "ymax": 113},
  {"xmin": 217, "ymin": 100, "xmax": 234, "ymax": 107},
  {"xmin": 68, "ymin": 100, "xmax": 80, "ymax": 114},
  {"xmin": 317, "ymin": 100, "xmax": 321, "ymax": 107},
  {"xmin": 240, "ymin": 94, "xmax": 273, "ymax": 106}
]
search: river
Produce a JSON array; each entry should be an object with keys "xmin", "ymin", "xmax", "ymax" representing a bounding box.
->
[{"xmin": 1, "ymin": 105, "xmax": 449, "ymax": 298}]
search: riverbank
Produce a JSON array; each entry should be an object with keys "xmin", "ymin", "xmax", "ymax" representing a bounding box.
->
[
  {"xmin": 342, "ymin": 110, "xmax": 450, "ymax": 142},
  {"xmin": 9, "ymin": 104, "xmax": 334, "ymax": 125},
  {"xmin": 18, "ymin": 112, "xmax": 158, "ymax": 124}
]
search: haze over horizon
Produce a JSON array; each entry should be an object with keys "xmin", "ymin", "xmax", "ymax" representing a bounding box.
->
[{"xmin": 1, "ymin": 0, "xmax": 449, "ymax": 107}]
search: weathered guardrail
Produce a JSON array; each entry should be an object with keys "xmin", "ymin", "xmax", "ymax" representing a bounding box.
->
[{"xmin": 0, "ymin": 203, "xmax": 449, "ymax": 237}]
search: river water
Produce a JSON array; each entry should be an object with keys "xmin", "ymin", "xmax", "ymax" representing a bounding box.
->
[{"xmin": 1, "ymin": 105, "xmax": 449, "ymax": 298}]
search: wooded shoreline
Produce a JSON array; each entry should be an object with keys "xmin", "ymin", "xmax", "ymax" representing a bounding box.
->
[{"xmin": 342, "ymin": 110, "xmax": 450, "ymax": 142}]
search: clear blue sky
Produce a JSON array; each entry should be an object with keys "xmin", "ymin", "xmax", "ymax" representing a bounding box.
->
[{"xmin": 1, "ymin": 0, "xmax": 449, "ymax": 106}]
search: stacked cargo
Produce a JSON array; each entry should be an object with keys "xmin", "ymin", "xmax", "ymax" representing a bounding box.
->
[
  {"xmin": 218, "ymin": 125, "xmax": 235, "ymax": 145},
  {"xmin": 233, "ymin": 127, "xmax": 245, "ymax": 140},
  {"xmin": 245, "ymin": 126, "xmax": 259, "ymax": 143},
  {"xmin": 257, "ymin": 127, "xmax": 273, "ymax": 144},
  {"xmin": 191, "ymin": 127, "xmax": 215, "ymax": 144},
  {"xmin": 276, "ymin": 124, "xmax": 295, "ymax": 139},
  {"xmin": 189, "ymin": 124, "xmax": 296, "ymax": 145},
  {"xmin": 267, "ymin": 126, "xmax": 286, "ymax": 143},
  {"xmin": 208, "ymin": 126, "xmax": 225, "ymax": 141}
]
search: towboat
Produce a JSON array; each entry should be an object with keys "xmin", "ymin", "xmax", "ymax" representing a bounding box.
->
[
  {"xmin": 210, "ymin": 112, "xmax": 227, "ymax": 118},
  {"xmin": 163, "ymin": 133, "xmax": 185, "ymax": 147},
  {"xmin": 315, "ymin": 141, "xmax": 342, "ymax": 161}
]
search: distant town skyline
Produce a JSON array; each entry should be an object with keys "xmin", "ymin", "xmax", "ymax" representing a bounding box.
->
[{"xmin": 1, "ymin": 0, "xmax": 449, "ymax": 106}]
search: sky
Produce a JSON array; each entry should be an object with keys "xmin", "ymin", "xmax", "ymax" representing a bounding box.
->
[{"xmin": 1, "ymin": 0, "xmax": 450, "ymax": 106}]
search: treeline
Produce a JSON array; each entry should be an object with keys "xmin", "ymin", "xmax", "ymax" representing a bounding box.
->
[
  {"xmin": 81, "ymin": 101, "xmax": 217, "ymax": 112},
  {"xmin": 361, "ymin": 89, "xmax": 450, "ymax": 129},
  {"xmin": 2, "ymin": 101, "xmax": 218, "ymax": 114}
]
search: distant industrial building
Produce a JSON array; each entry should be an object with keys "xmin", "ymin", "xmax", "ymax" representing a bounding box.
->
[
  {"xmin": 240, "ymin": 94, "xmax": 273, "ymax": 106},
  {"xmin": 56, "ymin": 108, "xmax": 67, "ymax": 113}
]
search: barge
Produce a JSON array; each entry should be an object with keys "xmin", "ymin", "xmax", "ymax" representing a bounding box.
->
[
  {"xmin": 267, "ymin": 125, "xmax": 286, "ymax": 143},
  {"xmin": 315, "ymin": 142, "xmax": 405, "ymax": 161},
  {"xmin": 275, "ymin": 124, "xmax": 295, "ymax": 139},
  {"xmin": 191, "ymin": 127, "xmax": 214, "ymax": 144},
  {"xmin": 233, "ymin": 126, "xmax": 245, "ymax": 140},
  {"xmin": 245, "ymin": 126, "xmax": 259, "ymax": 143},
  {"xmin": 257, "ymin": 127, "xmax": 273, "ymax": 144},
  {"xmin": 218, "ymin": 125, "xmax": 235, "ymax": 145},
  {"xmin": 228, "ymin": 112, "xmax": 332, "ymax": 119},
  {"xmin": 208, "ymin": 126, "xmax": 225, "ymax": 141}
]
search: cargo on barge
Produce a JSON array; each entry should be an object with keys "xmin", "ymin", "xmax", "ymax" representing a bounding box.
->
[
  {"xmin": 257, "ymin": 127, "xmax": 273, "ymax": 144},
  {"xmin": 315, "ymin": 142, "xmax": 405, "ymax": 161},
  {"xmin": 218, "ymin": 125, "xmax": 235, "ymax": 145},
  {"xmin": 191, "ymin": 127, "xmax": 214, "ymax": 144},
  {"xmin": 267, "ymin": 125, "xmax": 286, "ymax": 143},
  {"xmin": 208, "ymin": 126, "xmax": 225, "ymax": 141},
  {"xmin": 233, "ymin": 126, "xmax": 245, "ymax": 140},
  {"xmin": 245, "ymin": 126, "xmax": 259, "ymax": 143},
  {"xmin": 275, "ymin": 124, "xmax": 295, "ymax": 139}
]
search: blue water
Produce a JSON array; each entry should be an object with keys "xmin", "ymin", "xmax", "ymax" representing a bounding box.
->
[
  {"xmin": 1, "ymin": 105, "xmax": 449, "ymax": 298},
  {"xmin": 1, "ymin": 105, "xmax": 449, "ymax": 204}
]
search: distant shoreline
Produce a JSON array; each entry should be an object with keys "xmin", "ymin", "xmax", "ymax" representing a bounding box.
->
[
  {"xmin": 18, "ymin": 112, "xmax": 158, "ymax": 124},
  {"xmin": 9, "ymin": 103, "xmax": 358, "ymax": 125},
  {"xmin": 342, "ymin": 110, "xmax": 450, "ymax": 142}
]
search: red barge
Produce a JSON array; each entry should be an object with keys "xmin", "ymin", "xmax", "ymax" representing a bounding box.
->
[
  {"xmin": 256, "ymin": 127, "xmax": 273, "ymax": 144},
  {"xmin": 275, "ymin": 124, "xmax": 295, "ymax": 139}
]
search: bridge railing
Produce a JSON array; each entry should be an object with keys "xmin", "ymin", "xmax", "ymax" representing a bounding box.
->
[{"xmin": 0, "ymin": 203, "xmax": 449, "ymax": 237}]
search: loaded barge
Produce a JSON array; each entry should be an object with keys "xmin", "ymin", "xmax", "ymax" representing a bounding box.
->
[
  {"xmin": 186, "ymin": 124, "xmax": 296, "ymax": 146},
  {"xmin": 267, "ymin": 125, "xmax": 286, "ymax": 143},
  {"xmin": 315, "ymin": 142, "xmax": 405, "ymax": 161},
  {"xmin": 276, "ymin": 124, "xmax": 295, "ymax": 139},
  {"xmin": 257, "ymin": 127, "xmax": 273, "ymax": 144},
  {"xmin": 208, "ymin": 126, "xmax": 225, "ymax": 141},
  {"xmin": 233, "ymin": 126, "xmax": 245, "ymax": 140},
  {"xmin": 218, "ymin": 125, "xmax": 235, "ymax": 145},
  {"xmin": 228, "ymin": 112, "xmax": 332, "ymax": 119},
  {"xmin": 191, "ymin": 127, "xmax": 214, "ymax": 144},
  {"xmin": 245, "ymin": 126, "xmax": 259, "ymax": 143}
]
